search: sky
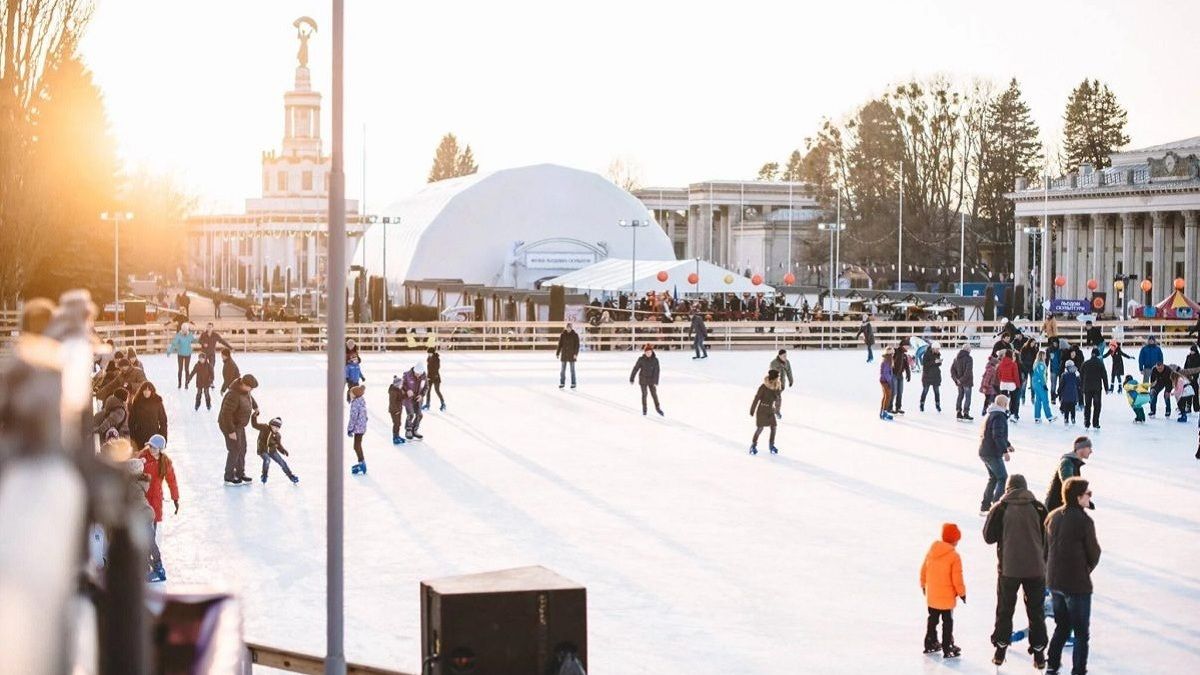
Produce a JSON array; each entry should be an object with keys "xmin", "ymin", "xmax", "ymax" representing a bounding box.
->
[{"xmin": 80, "ymin": 0, "xmax": 1200, "ymax": 213}]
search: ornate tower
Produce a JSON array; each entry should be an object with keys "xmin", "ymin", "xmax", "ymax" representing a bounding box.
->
[{"xmin": 261, "ymin": 17, "xmax": 327, "ymax": 199}]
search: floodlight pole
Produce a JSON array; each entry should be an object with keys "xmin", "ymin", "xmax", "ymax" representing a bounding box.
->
[
  {"xmin": 101, "ymin": 211, "xmax": 134, "ymax": 322},
  {"xmin": 326, "ymin": 2, "xmax": 347, "ymax": 673}
]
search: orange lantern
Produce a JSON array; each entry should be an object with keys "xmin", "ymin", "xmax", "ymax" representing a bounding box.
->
[
  {"xmin": 783, "ymin": 272, "xmax": 796, "ymax": 285},
  {"xmin": 656, "ymin": 271, "xmax": 669, "ymax": 282},
  {"xmin": 751, "ymin": 274, "xmax": 763, "ymax": 286},
  {"xmin": 1086, "ymin": 279, "xmax": 1098, "ymax": 291},
  {"xmin": 687, "ymin": 272, "xmax": 699, "ymax": 285},
  {"xmin": 1140, "ymin": 279, "xmax": 1153, "ymax": 293},
  {"xmin": 1092, "ymin": 296, "xmax": 1105, "ymax": 310},
  {"xmin": 1054, "ymin": 276, "xmax": 1067, "ymax": 288},
  {"xmin": 1175, "ymin": 278, "xmax": 1185, "ymax": 291}
]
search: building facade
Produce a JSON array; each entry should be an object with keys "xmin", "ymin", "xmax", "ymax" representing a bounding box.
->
[
  {"xmin": 185, "ymin": 22, "xmax": 366, "ymax": 308},
  {"xmin": 1008, "ymin": 137, "xmax": 1200, "ymax": 311},
  {"xmin": 634, "ymin": 181, "xmax": 823, "ymax": 283}
]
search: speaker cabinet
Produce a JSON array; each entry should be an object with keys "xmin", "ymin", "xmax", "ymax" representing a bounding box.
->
[
  {"xmin": 421, "ymin": 566, "xmax": 586, "ymax": 675},
  {"xmin": 549, "ymin": 285, "xmax": 565, "ymax": 322}
]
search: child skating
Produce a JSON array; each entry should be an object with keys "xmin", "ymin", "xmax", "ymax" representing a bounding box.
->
[
  {"xmin": 345, "ymin": 354, "xmax": 366, "ymax": 403},
  {"xmin": 348, "ymin": 384, "xmax": 368, "ymax": 474},
  {"xmin": 388, "ymin": 374, "xmax": 407, "ymax": 445},
  {"xmin": 919, "ymin": 523, "xmax": 966, "ymax": 658},
  {"xmin": 1122, "ymin": 375, "xmax": 1151, "ymax": 423},
  {"xmin": 749, "ymin": 369, "xmax": 782, "ymax": 454},
  {"xmin": 422, "ymin": 347, "xmax": 446, "ymax": 411},
  {"xmin": 137, "ymin": 434, "xmax": 178, "ymax": 582},
  {"xmin": 1057, "ymin": 362, "xmax": 1081, "ymax": 425},
  {"xmin": 186, "ymin": 352, "xmax": 215, "ymax": 411},
  {"xmin": 251, "ymin": 411, "xmax": 298, "ymax": 484}
]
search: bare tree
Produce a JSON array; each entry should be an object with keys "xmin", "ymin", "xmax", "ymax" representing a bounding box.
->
[{"xmin": 606, "ymin": 155, "xmax": 643, "ymax": 192}]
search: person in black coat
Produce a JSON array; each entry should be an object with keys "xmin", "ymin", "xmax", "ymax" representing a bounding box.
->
[
  {"xmin": 555, "ymin": 323, "xmax": 580, "ymax": 389},
  {"xmin": 629, "ymin": 344, "xmax": 663, "ymax": 416},
  {"xmin": 1045, "ymin": 478, "xmax": 1102, "ymax": 675},
  {"xmin": 891, "ymin": 344, "xmax": 912, "ymax": 414},
  {"xmin": 387, "ymin": 375, "xmax": 406, "ymax": 445},
  {"xmin": 749, "ymin": 370, "xmax": 783, "ymax": 454},
  {"xmin": 978, "ymin": 394, "xmax": 1014, "ymax": 514},
  {"xmin": 1078, "ymin": 350, "xmax": 1110, "ymax": 429},
  {"xmin": 1148, "ymin": 362, "xmax": 1173, "ymax": 417},
  {"xmin": 198, "ymin": 323, "xmax": 233, "ymax": 363},
  {"xmin": 1083, "ymin": 321, "xmax": 1103, "ymax": 349},
  {"xmin": 1104, "ymin": 340, "xmax": 1134, "ymax": 388},
  {"xmin": 919, "ymin": 344, "xmax": 943, "ymax": 412},
  {"xmin": 423, "ymin": 347, "xmax": 445, "ymax": 411},
  {"xmin": 186, "ymin": 352, "xmax": 216, "ymax": 411},
  {"xmin": 220, "ymin": 348, "xmax": 241, "ymax": 395},
  {"xmin": 128, "ymin": 381, "xmax": 168, "ymax": 450}
]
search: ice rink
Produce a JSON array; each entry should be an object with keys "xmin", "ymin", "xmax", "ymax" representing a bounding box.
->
[{"xmin": 144, "ymin": 346, "xmax": 1200, "ymax": 673}]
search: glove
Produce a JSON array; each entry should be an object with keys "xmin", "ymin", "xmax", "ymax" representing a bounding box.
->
[
  {"xmin": 173, "ymin": 500, "xmax": 179, "ymax": 515},
  {"xmin": 630, "ymin": 380, "xmax": 635, "ymax": 385},
  {"xmin": 347, "ymin": 430, "xmax": 353, "ymax": 438},
  {"xmin": 959, "ymin": 595, "xmax": 967, "ymax": 603}
]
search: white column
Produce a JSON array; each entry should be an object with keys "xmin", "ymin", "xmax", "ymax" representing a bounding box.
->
[
  {"xmin": 1041, "ymin": 215, "xmax": 1052, "ymax": 309},
  {"xmin": 1013, "ymin": 217, "xmax": 1029, "ymax": 300},
  {"xmin": 1091, "ymin": 214, "xmax": 1106, "ymax": 294},
  {"xmin": 1152, "ymin": 211, "xmax": 1168, "ymax": 301},
  {"xmin": 1064, "ymin": 214, "xmax": 1080, "ymax": 298},
  {"xmin": 1120, "ymin": 212, "xmax": 1137, "ymax": 281},
  {"xmin": 1185, "ymin": 210, "xmax": 1199, "ymax": 299}
]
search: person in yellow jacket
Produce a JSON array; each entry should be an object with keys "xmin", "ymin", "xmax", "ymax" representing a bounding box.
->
[{"xmin": 920, "ymin": 523, "xmax": 967, "ymax": 658}]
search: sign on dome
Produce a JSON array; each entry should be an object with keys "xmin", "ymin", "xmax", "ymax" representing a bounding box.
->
[{"xmin": 526, "ymin": 252, "xmax": 595, "ymax": 269}]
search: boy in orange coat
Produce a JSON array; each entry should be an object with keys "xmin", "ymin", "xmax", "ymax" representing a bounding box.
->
[{"xmin": 920, "ymin": 523, "xmax": 966, "ymax": 658}]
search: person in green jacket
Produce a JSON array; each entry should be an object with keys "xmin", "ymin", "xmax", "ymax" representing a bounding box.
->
[
  {"xmin": 166, "ymin": 326, "xmax": 198, "ymax": 390},
  {"xmin": 769, "ymin": 350, "xmax": 794, "ymax": 419}
]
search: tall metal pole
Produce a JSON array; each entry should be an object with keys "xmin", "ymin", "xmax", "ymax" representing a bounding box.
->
[
  {"xmin": 897, "ymin": 161, "xmax": 903, "ymax": 291},
  {"xmin": 835, "ymin": 191, "xmax": 842, "ymax": 291},
  {"xmin": 827, "ymin": 225, "xmax": 834, "ymax": 311},
  {"xmin": 631, "ymin": 224, "xmax": 637, "ymax": 322},
  {"xmin": 326, "ymin": 2, "xmax": 347, "ymax": 673},
  {"xmin": 960, "ymin": 211, "xmax": 965, "ymax": 295},
  {"xmin": 114, "ymin": 218, "xmax": 120, "ymax": 322}
]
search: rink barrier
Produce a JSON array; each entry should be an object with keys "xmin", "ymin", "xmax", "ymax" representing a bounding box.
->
[
  {"xmin": 2, "ymin": 319, "xmax": 1195, "ymax": 354},
  {"xmin": 243, "ymin": 642, "xmax": 413, "ymax": 674}
]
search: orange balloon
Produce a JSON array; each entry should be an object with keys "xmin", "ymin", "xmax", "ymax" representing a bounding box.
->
[
  {"xmin": 656, "ymin": 271, "xmax": 669, "ymax": 282},
  {"xmin": 1054, "ymin": 276, "xmax": 1067, "ymax": 288},
  {"xmin": 687, "ymin": 273, "xmax": 699, "ymax": 284},
  {"xmin": 783, "ymin": 272, "xmax": 796, "ymax": 285},
  {"xmin": 1086, "ymin": 279, "xmax": 1098, "ymax": 291},
  {"xmin": 751, "ymin": 274, "xmax": 763, "ymax": 286},
  {"xmin": 1174, "ymin": 278, "xmax": 1185, "ymax": 291},
  {"xmin": 1140, "ymin": 279, "xmax": 1153, "ymax": 292}
]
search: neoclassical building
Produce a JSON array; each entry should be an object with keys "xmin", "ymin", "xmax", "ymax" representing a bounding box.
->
[
  {"xmin": 634, "ymin": 181, "xmax": 823, "ymax": 283},
  {"xmin": 1008, "ymin": 137, "xmax": 1200, "ymax": 309}
]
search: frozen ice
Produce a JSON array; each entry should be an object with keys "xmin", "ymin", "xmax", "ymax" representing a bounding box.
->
[{"xmin": 145, "ymin": 346, "xmax": 1200, "ymax": 673}]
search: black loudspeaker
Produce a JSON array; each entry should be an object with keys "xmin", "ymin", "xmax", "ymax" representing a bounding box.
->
[
  {"xmin": 124, "ymin": 300, "xmax": 146, "ymax": 325},
  {"xmin": 421, "ymin": 566, "xmax": 587, "ymax": 675},
  {"xmin": 1091, "ymin": 291, "xmax": 1107, "ymax": 314},
  {"xmin": 549, "ymin": 285, "xmax": 565, "ymax": 322},
  {"xmin": 473, "ymin": 297, "xmax": 485, "ymax": 320}
]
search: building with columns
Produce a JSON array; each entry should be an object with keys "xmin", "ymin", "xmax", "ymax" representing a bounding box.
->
[
  {"xmin": 1008, "ymin": 137, "xmax": 1200, "ymax": 311},
  {"xmin": 185, "ymin": 22, "xmax": 367, "ymax": 307},
  {"xmin": 634, "ymin": 181, "xmax": 823, "ymax": 283}
]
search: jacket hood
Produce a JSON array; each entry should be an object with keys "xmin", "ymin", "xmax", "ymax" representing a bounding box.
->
[
  {"xmin": 1001, "ymin": 487, "xmax": 1037, "ymax": 505},
  {"xmin": 928, "ymin": 540, "xmax": 957, "ymax": 558},
  {"xmin": 762, "ymin": 376, "xmax": 782, "ymax": 390},
  {"xmin": 987, "ymin": 404, "xmax": 1007, "ymax": 416}
]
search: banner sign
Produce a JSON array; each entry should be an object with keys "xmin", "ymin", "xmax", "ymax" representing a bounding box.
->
[
  {"xmin": 1049, "ymin": 298, "xmax": 1090, "ymax": 314},
  {"xmin": 525, "ymin": 252, "xmax": 595, "ymax": 270}
]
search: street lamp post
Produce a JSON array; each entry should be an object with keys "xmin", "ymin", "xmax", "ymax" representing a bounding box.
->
[
  {"xmin": 100, "ymin": 211, "xmax": 134, "ymax": 322},
  {"xmin": 618, "ymin": 218, "xmax": 651, "ymax": 322},
  {"xmin": 381, "ymin": 216, "xmax": 400, "ymax": 320},
  {"xmin": 818, "ymin": 222, "xmax": 846, "ymax": 313},
  {"xmin": 1023, "ymin": 225, "xmax": 1044, "ymax": 320}
]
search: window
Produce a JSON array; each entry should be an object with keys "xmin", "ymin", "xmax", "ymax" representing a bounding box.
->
[
  {"xmin": 278, "ymin": 171, "xmax": 288, "ymax": 192},
  {"xmin": 263, "ymin": 173, "xmax": 270, "ymax": 193},
  {"xmin": 302, "ymin": 171, "xmax": 313, "ymax": 191}
]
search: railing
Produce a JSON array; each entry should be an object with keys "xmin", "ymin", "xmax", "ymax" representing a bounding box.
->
[
  {"xmin": 0, "ymin": 319, "xmax": 1188, "ymax": 355},
  {"xmin": 244, "ymin": 643, "xmax": 412, "ymax": 674}
]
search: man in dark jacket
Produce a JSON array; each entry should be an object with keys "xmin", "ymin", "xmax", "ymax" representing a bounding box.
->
[
  {"xmin": 219, "ymin": 348, "xmax": 241, "ymax": 395},
  {"xmin": 891, "ymin": 344, "xmax": 911, "ymax": 414},
  {"xmin": 1079, "ymin": 349, "xmax": 1110, "ymax": 430},
  {"xmin": 688, "ymin": 312, "xmax": 709, "ymax": 359},
  {"xmin": 978, "ymin": 394, "xmax": 1014, "ymax": 514},
  {"xmin": 1045, "ymin": 477, "xmax": 1102, "ymax": 675},
  {"xmin": 983, "ymin": 474, "xmax": 1049, "ymax": 668},
  {"xmin": 920, "ymin": 344, "xmax": 943, "ymax": 412},
  {"xmin": 1044, "ymin": 437, "xmax": 1094, "ymax": 512},
  {"xmin": 1148, "ymin": 361, "xmax": 1173, "ymax": 417},
  {"xmin": 1138, "ymin": 336, "xmax": 1163, "ymax": 380},
  {"xmin": 128, "ymin": 381, "xmax": 168, "ymax": 450},
  {"xmin": 855, "ymin": 316, "xmax": 875, "ymax": 363},
  {"xmin": 769, "ymin": 350, "xmax": 794, "ymax": 417},
  {"xmin": 950, "ymin": 347, "xmax": 974, "ymax": 421},
  {"xmin": 218, "ymin": 374, "xmax": 258, "ymax": 485},
  {"xmin": 991, "ymin": 333, "xmax": 1013, "ymax": 356},
  {"xmin": 198, "ymin": 323, "xmax": 233, "ymax": 363},
  {"xmin": 629, "ymin": 344, "xmax": 663, "ymax": 416},
  {"xmin": 555, "ymin": 323, "xmax": 580, "ymax": 389}
]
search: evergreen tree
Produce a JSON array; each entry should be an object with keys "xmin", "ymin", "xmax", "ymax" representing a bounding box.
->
[
  {"xmin": 781, "ymin": 150, "xmax": 804, "ymax": 181},
  {"xmin": 756, "ymin": 162, "xmax": 779, "ymax": 181},
  {"xmin": 977, "ymin": 78, "xmax": 1042, "ymax": 240},
  {"xmin": 1061, "ymin": 79, "xmax": 1129, "ymax": 170},
  {"xmin": 428, "ymin": 133, "xmax": 479, "ymax": 182}
]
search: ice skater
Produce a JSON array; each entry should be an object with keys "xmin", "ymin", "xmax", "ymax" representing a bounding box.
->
[
  {"xmin": 137, "ymin": 434, "xmax": 178, "ymax": 582},
  {"xmin": 388, "ymin": 374, "xmax": 407, "ymax": 445},
  {"xmin": 749, "ymin": 369, "xmax": 782, "ymax": 454},
  {"xmin": 1121, "ymin": 376, "xmax": 1150, "ymax": 423},
  {"xmin": 920, "ymin": 342, "xmax": 942, "ymax": 412},
  {"xmin": 186, "ymin": 352, "xmax": 215, "ymax": 411},
  {"xmin": 982, "ymin": 474, "xmax": 1049, "ymax": 668},
  {"xmin": 629, "ymin": 343, "xmax": 663, "ymax": 416},
  {"xmin": 219, "ymin": 348, "xmax": 241, "ymax": 395},
  {"xmin": 1172, "ymin": 367, "xmax": 1194, "ymax": 422},
  {"xmin": 979, "ymin": 353, "xmax": 1000, "ymax": 416},
  {"xmin": 1031, "ymin": 351, "xmax": 1054, "ymax": 423},
  {"xmin": 166, "ymin": 325, "xmax": 197, "ymax": 389},
  {"xmin": 348, "ymin": 384, "xmax": 368, "ymax": 474},
  {"xmin": 979, "ymin": 393, "xmax": 1013, "ymax": 515},
  {"xmin": 345, "ymin": 354, "xmax": 366, "ymax": 403},
  {"xmin": 769, "ymin": 350, "xmax": 794, "ymax": 418},
  {"xmin": 879, "ymin": 346, "xmax": 895, "ymax": 420},
  {"xmin": 949, "ymin": 346, "xmax": 973, "ymax": 421},
  {"xmin": 1057, "ymin": 363, "xmax": 1081, "ymax": 425},
  {"xmin": 856, "ymin": 314, "xmax": 875, "ymax": 363},
  {"xmin": 402, "ymin": 362, "xmax": 427, "ymax": 440},
  {"xmin": 891, "ymin": 343, "xmax": 911, "ymax": 414},
  {"xmin": 556, "ymin": 322, "xmax": 580, "ymax": 388},
  {"xmin": 422, "ymin": 347, "xmax": 446, "ymax": 411},
  {"xmin": 920, "ymin": 523, "xmax": 965, "ymax": 658},
  {"xmin": 689, "ymin": 311, "xmax": 709, "ymax": 359},
  {"xmin": 251, "ymin": 411, "xmax": 298, "ymax": 484},
  {"xmin": 1103, "ymin": 340, "xmax": 1133, "ymax": 389}
]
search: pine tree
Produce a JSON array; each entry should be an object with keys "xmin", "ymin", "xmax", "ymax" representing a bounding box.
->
[
  {"xmin": 977, "ymin": 78, "xmax": 1042, "ymax": 238},
  {"xmin": 1061, "ymin": 79, "xmax": 1129, "ymax": 170},
  {"xmin": 756, "ymin": 162, "xmax": 779, "ymax": 181},
  {"xmin": 427, "ymin": 134, "xmax": 462, "ymax": 182},
  {"xmin": 781, "ymin": 150, "xmax": 803, "ymax": 181},
  {"xmin": 455, "ymin": 145, "xmax": 478, "ymax": 177}
]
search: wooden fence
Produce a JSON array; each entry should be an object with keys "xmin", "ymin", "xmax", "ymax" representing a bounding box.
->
[
  {"xmin": 243, "ymin": 643, "xmax": 412, "ymax": 674},
  {"xmin": 0, "ymin": 319, "xmax": 1185, "ymax": 355}
]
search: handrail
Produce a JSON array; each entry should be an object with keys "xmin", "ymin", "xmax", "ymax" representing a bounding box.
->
[{"xmin": 244, "ymin": 642, "xmax": 414, "ymax": 675}]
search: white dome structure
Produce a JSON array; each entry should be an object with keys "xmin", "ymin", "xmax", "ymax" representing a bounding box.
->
[{"xmin": 359, "ymin": 164, "xmax": 675, "ymax": 291}]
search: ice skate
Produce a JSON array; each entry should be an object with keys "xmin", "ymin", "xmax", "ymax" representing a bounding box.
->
[
  {"xmin": 656, "ymin": 408, "xmax": 664, "ymax": 416},
  {"xmin": 421, "ymin": 403, "xmax": 430, "ymax": 411},
  {"xmin": 440, "ymin": 403, "xmax": 446, "ymax": 412},
  {"xmin": 1031, "ymin": 646, "xmax": 1046, "ymax": 670},
  {"xmin": 749, "ymin": 445, "xmax": 758, "ymax": 455},
  {"xmin": 769, "ymin": 445, "xmax": 778, "ymax": 455},
  {"xmin": 922, "ymin": 636, "xmax": 941, "ymax": 654},
  {"xmin": 942, "ymin": 643, "xmax": 961, "ymax": 658},
  {"xmin": 992, "ymin": 645, "xmax": 1007, "ymax": 665},
  {"xmin": 289, "ymin": 474, "xmax": 300, "ymax": 484},
  {"xmin": 411, "ymin": 431, "xmax": 424, "ymax": 440},
  {"xmin": 260, "ymin": 474, "xmax": 268, "ymax": 484}
]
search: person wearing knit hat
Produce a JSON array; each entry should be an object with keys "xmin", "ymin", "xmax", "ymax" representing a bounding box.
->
[
  {"xmin": 1045, "ymin": 477, "xmax": 1101, "ymax": 675},
  {"xmin": 400, "ymin": 363, "xmax": 427, "ymax": 441},
  {"xmin": 421, "ymin": 346, "xmax": 446, "ymax": 413},
  {"xmin": 387, "ymin": 375, "xmax": 407, "ymax": 445},
  {"xmin": 768, "ymin": 350, "xmax": 794, "ymax": 419},
  {"xmin": 1057, "ymin": 361, "xmax": 1081, "ymax": 425},
  {"xmin": 348, "ymin": 383, "xmax": 369, "ymax": 474},
  {"xmin": 749, "ymin": 370, "xmax": 782, "ymax": 455},
  {"xmin": 251, "ymin": 411, "xmax": 298, "ymax": 484},
  {"xmin": 630, "ymin": 344, "xmax": 663, "ymax": 417},
  {"xmin": 137, "ymin": 433, "xmax": 178, "ymax": 582},
  {"xmin": 1044, "ymin": 436, "xmax": 1095, "ymax": 513},
  {"xmin": 920, "ymin": 522, "xmax": 966, "ymax": 658},
  {"xmin": 978, "ymin": 393, "xmax": 1014, "ymax": 515},
  {"xmin": 983, "ymin": 473, "xmax": 1050, "ymax": 667}
]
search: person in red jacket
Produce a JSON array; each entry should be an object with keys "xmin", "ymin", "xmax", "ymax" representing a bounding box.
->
[
  {"xmin": 138, "ymin": 434, "xmax": 179, "ymax": 582},
  {"xmin": 997, "ymin": 350, "xmax": 1022, "ymax": 421}
]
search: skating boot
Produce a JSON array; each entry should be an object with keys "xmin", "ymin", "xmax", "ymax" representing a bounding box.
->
[
  {"xmin": 935, "ymin": 404, "xmax": 941, "ymax": 412},
  {"xmin": 392, "ymin": 435, "xmax": 402, "ymax": 445},
  {"xmin": 922, "ymin": 635, "xmax": 941, "ymax": 654},
  {"xmin": 749, "ymin": 445, "xmax": 758, "ymax": 455},
  {"xmin": 942, "ymin": 643, "xmax": 961, "ymax": 658},
  {"xmin": 963, "ymin": 413, "xmax": 974, "ymax": 421},
  {"xmin": 421, "ymin": 403, "xmax": 430, "ymax": 411},
  {"xmin": 260, "ymin": 474, "xmax": 268, "ymax": 484},
  {"xmin": 1030, "ymin": 646, "xmax": 1046, "ymax": 670},
  {"xmin": 351, "ymin": 463, "xmax": 363, "ymax": 475},
  {"xmin": 775, "ymin": 411, "xmax": 782, "ymax": 419},
  {"xmin": 992, "ymin": 644, "xmax": 1007, "ymax": 665},
  {"xmin": 412, "ymin": 431, "xmax": 424, "ymax": 440},
  {"xmin": 955, "ymin": 411, "xmax": 963, "ymax": 420},
  {"xmin": 769, "ymin": 445, "xmax": 779, "ymax": 455},
  {"xmin": 656, "ymin": 408, "xmax": 664, "ymax": 416},
  {"xmin": 894, "ymin": 408, "xmax": 906, "ymax": 415},
  {"xmin": 1178, "ymin": 414, "xmax": 1189, "ymax": 423},
  {"xmin": 289, "ymin": 474, "xmax": 300, "ymax": 484}
]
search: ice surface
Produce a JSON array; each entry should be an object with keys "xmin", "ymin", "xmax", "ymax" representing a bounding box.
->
[{"xmin": 145, "ymin": 347, "xmax": 1200, "ymax": 673}]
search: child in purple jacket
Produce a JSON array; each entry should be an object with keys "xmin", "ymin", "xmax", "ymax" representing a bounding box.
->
[{"xmin": 880, "ymin": 347, "xmax": 896, "ymax": 420}]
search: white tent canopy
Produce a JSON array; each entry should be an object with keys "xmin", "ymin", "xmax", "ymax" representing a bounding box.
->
[{"xmin": 545, "ymin": 258, "xmax": 775, "ymax": 295}]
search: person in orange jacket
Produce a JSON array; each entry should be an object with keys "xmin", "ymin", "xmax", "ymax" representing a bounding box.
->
[
  {"xmin": 138, "ymin": 434, "xmax": 179, "ymax": 583},
  {"xmin": 920, "ymin": 523, "xmax": 967, "ymax": 658}
]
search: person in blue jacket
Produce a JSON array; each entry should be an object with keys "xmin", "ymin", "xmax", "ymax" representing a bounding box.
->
[
  {"xmin": 166, "ymin": 326, "xmax": 197, "ymax": 390},
  {"xmin": 1137, "ymin": 336, "xmax": 1164, "ymax": 381},
  {"xmin": 344, "ymin": 354, "xmax": 366, "ymax": 403},
  {"xmin": 1057, "ymin": 362, "xmax": 1082, "ymax": 425},
  {"xmin": 1031, "ymin": 351, "xmax": 1054, "ymax": 423}
]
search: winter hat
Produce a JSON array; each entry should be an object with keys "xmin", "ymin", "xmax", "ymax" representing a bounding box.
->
[
  {"xmin": 1062, "ymin": 477, "xmax": 1090, "ymax": 506},
  {"xmin": 115, "ymin": 358, "xmax": 130, "ymax": 369},
  {"xmin": 414, "ymin": 361, "xmax": 427, "ymax": 375},
  {"xmin": 350, "ymin": 384, "xmax": 366, "ymax": 398},
  {"xmin": 1005, "ymin": 474, "xmax": 1028, "ymax": 491},
  {"xmin": 1091, "ymin": 348, "xmax": 1101, "ymax": 359},
  {"xmin": 993, "ymin": 394, "xmax": 1009, "ymax": 409},
  {"xmin": 941, "ymin": 523, "xmax": 962, "ymax": 545},
  {"xmin": 269, "ymin": 417, "xmax": 282, "ymax": 429},
  {"xmin": 1066, "ymin": 362, "xmax": 1077, "ymax": 371},
  {"xmin": 241, "ymin": 374, "xmax": 259, "ymax": 388},
  {"xmin": 148, "ymin": 434, "xmax": 167, "ymax": 451}
]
